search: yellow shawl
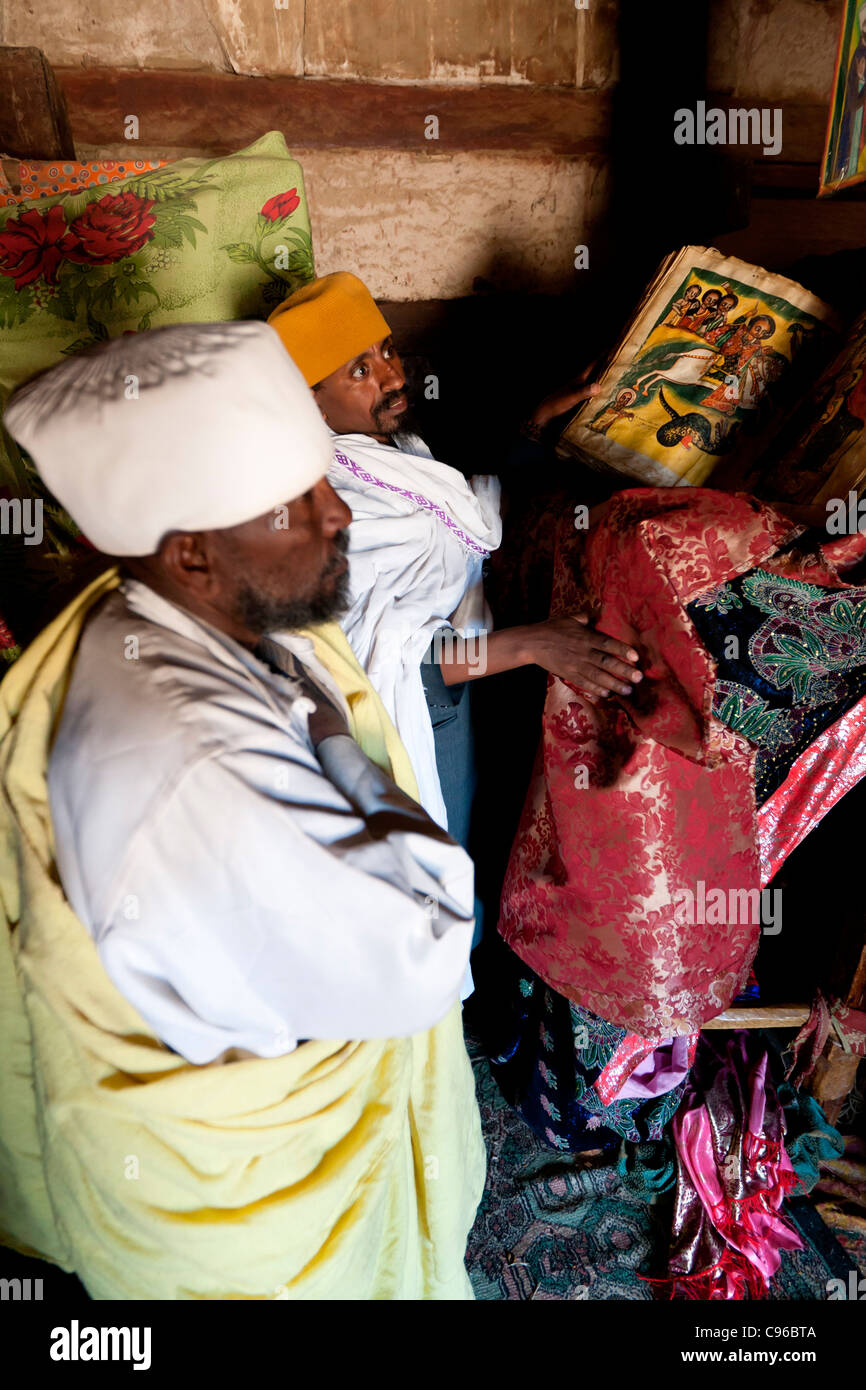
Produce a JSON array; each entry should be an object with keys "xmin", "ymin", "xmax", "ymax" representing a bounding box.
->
[{"xmin": 0, "ymin": 570, "xmax": 485, "ymax": 1299}]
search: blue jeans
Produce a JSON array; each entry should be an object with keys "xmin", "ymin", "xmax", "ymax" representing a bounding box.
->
[{"xmin": 421, "ymin": 639, "xmax": 483, "ymax": 946}]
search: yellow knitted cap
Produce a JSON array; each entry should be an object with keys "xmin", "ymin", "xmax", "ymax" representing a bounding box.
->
[{"xmin": 268, "ymin": 272, "xmax": 392, "ymax": 387}]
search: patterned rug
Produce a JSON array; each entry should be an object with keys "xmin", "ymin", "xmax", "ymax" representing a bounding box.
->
[
  {"xmin": 465, "ymin": 1029, "xmax": 863, "ymax": 1301},
  {"xmin": 812, "ymin": 1061, "xmax": 866, "ymax": 1273}
]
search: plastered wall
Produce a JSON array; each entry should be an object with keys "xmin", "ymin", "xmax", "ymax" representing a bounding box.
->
[{"xmin": 1, "ymin": 0, "xmax": 619, "ymax": 299}]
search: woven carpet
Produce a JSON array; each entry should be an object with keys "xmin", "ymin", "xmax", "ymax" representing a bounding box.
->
[
  {"xmin": 464, "ymin": 1030, "xmax": 863, "ymax": 1302},
  {"xmin": 812, "ymin": 1061, "xmax": 866, "ymax": 1273}
]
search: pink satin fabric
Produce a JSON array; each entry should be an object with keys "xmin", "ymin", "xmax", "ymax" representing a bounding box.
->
[
  {"xmin": 666, "ymin": 1042, "xmax": 803, "ymax": 1299},
  {"xmin": 618, "ymin": 1034, "xmax": 697, "ymax": 1101}
]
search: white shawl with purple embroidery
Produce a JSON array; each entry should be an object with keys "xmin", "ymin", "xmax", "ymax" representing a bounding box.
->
[{"xmin": 328, "ymin": 431, "xmax": 502, "ymax": 828}]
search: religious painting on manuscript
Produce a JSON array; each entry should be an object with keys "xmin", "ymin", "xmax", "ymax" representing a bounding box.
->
[
  {"xmin": 557, "ymin": 247, "xmax": 836, "ymax": 489},
  {"xmin": 819, "ymin": 0, "xmax": 866, "ymax": 196},
  {"xmin": 754, "ymin": 307, "xmax": 866, "ymax": 507}
]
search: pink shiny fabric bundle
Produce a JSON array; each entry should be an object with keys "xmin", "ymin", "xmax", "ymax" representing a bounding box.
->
[{"xmin": 660, "ymin": 1032, "xmax": 803, "ymax": 1300}]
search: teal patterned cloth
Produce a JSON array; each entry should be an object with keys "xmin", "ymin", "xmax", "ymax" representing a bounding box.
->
[
  {"xmin": 688, "ymin": 566, "xmax": 866, "ymax": 804},
  {"xmin": 776, "ymin": 1081, "xmax": 845, "ymax": 1191},
  {"xmin": 487, "ymin": 955, "xmax": 688, "ymax": 1152},
  {"xmin": 617, "ymin": 1137, "xmax": 677, "ymax": 1199}
]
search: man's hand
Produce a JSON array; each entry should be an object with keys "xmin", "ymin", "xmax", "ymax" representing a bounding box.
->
[
  {"xmin": 528, "ymin": 363, "xmax": 602, "ymax": 431},
  {"xmin": 529, "ymin": 382, "xmax": 602, "ymax": 431},
  {"xmin": 524, "ymin": 615, "xmax": 642, "ymax": 698}
]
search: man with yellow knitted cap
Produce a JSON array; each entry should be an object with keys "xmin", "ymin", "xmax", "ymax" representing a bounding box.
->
[{"xmin": 269, "ymin": 275, "xmax": 642, "ymax": 872}]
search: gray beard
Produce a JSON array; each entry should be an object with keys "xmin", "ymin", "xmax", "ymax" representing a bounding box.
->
[
  {"xmin": 231, "ymin": 535, "xmax": 350, "ymax": 635},
  {"xmin": 233, "ymin": 571, "xmax": 350, "ymax": 634}
]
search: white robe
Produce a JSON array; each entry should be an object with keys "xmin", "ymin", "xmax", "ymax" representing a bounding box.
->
[
  {"xmin": 329, "ymin": 431, "xmax": 502, "ymax": 828},
  {"xmin": 47, "ymin": 580, "xmax": 475, "ymax": 1065}
]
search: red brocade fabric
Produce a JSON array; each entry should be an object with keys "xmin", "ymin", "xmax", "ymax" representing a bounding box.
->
[{"xmin": 498, "ymin": 489, "xmax": 866, "ymax": 1040}]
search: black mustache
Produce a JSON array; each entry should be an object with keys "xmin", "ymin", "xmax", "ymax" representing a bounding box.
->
[{"xmin": 374, "ymin": 390, "xmax": 408, "ymax": 414}]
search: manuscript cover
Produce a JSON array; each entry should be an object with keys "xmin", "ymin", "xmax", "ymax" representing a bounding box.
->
[{"xmin": 557, "ymin": 246, "xmax": 838, "ymax": 491}]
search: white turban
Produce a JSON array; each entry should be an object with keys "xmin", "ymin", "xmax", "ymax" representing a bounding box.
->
[{"xmin": 3, "ymin": 320, "xmax": 333, "ymax": 555}]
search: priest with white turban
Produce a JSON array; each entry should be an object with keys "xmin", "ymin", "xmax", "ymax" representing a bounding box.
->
[{"xmin": 0, "ymin": 320, "xmax": 484, "ymax": 1300}]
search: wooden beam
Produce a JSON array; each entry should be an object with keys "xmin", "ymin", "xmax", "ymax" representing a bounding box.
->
[
  {"xmin": 713, "ymin": 197, "xmax": 866, "ymax": 271},
  {"xmin": 807, "ymin": 1038, "xmax": 863, "ymax": 1126},
  {"xmin": 0, "ymin": 47, "xmax": 75, "ymax": 160},
  {"xmin": 702, "ymin": 1005, "xmax": 810, "ymax": 1030},
  {"xmin": 54, "ymin": 68, "xmax": 612, "ymax": 158},
  {"xmin": 46, "ymin": 72, "xmax": 834, "ymax": 175},
  {"xmin": 765, "ymin": 99, "xmax": 828, "ymax": 168},
  {"xmin": 700, "ymin": 95, "xmax": 833, "ymax": 199},
  {"xmin": 748, "ymin": 163, "xmax": 821, "ymax": 195},
  {"xmin": 703, "ymin": 94, "xmax": 828, "ymax": 169}
]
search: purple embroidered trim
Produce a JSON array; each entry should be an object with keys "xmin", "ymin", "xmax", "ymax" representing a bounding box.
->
[{"xmin": 333, "ymin": 448, "xmax": 491, "ymax": 557}]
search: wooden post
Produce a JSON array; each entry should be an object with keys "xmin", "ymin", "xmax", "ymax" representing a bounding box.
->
[
  {"xmin": 806, "ymin": 933, "xmax": 866, "ymax": 1125},
  {"xmin": 0, "ymin": 46, "xmax": 75, "ymax": 160}
]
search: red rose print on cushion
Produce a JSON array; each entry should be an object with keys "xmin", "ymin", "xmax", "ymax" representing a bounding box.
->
[
  {"xmin": 260, "ymin": 189, "xmax": 300, "ymax": 222},
  {"xmin": 0, "ymin": 204, "xmax": 75, "ymax": 289},
  {"xmin": 64, "ymin": 190, "xmax": 157, "ymax": 265}
]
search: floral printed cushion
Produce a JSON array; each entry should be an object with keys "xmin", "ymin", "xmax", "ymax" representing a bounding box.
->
[{"xmin": 0, "ymin": 130, "xmax": 315, "ymax": 560}]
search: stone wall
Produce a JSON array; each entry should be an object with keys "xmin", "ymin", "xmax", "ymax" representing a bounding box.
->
[
  {"xmin": 708, "ymin": 0, "xmax": 840, "ymax": 103},
  {"xmin": 0, "ymin": 0, "xmax": 618, "ymax": 84},
  {"xmin": 0, "ymin": 0, "xmax": 619, "ymax": 300},
  {"xmin": 300, "ymin": 150, "xmax": 609, "ymax": 300},
  {"xmin": 2, "ymin": 1, "xmax": 853, "ymax": 299}
]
